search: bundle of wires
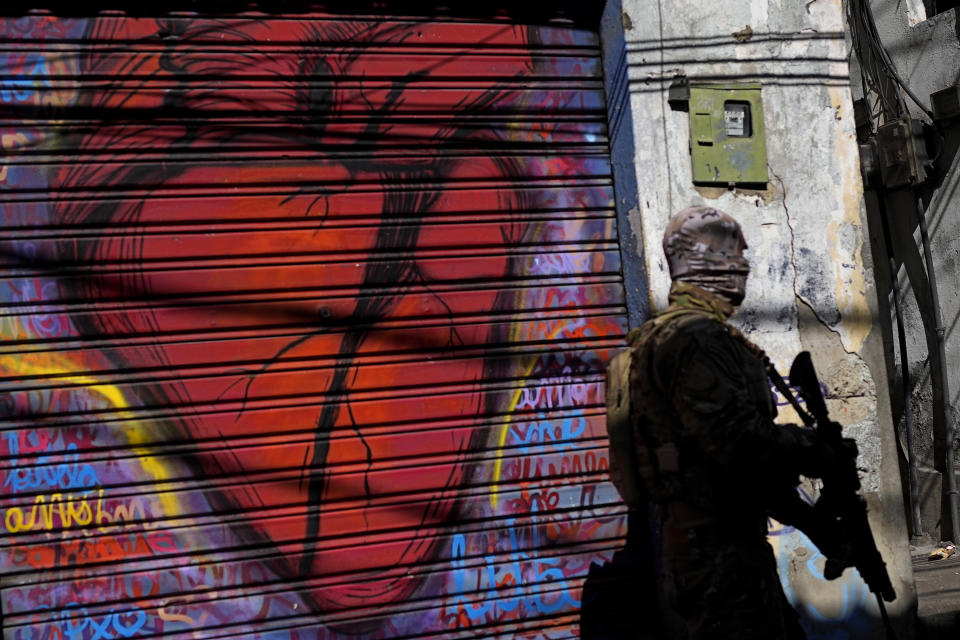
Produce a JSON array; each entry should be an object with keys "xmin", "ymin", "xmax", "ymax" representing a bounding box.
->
[{"xmin": 846, "ymin": 0, "xmax": 935, "ymax": 123}]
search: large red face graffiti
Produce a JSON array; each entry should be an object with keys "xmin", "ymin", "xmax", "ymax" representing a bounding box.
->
[{"xmin": 54, "ymin": 17, "xmax": 531, "ymax": 613}]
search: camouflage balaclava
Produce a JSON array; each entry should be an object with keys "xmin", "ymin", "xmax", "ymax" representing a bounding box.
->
[{"xmin": 663, "ymin": 205, "xmax": 750, "ymax": 305}]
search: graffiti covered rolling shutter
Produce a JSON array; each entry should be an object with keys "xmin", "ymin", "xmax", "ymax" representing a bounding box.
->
[{"xmin": 1, "ymin": 9, "xmax": 628, "ymax": 639}]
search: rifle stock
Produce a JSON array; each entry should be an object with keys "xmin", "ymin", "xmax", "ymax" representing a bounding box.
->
[{"xmin": 789, "ymin": 351, "xmax": 897, "ymax": 603}]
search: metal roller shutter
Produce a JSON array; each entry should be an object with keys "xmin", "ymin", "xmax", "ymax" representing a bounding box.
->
[{"xmin": 1, "ymin": 8, "xmax": 629, "ymax": 639}]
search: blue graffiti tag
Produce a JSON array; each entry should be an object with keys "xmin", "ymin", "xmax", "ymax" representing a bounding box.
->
[
  {"xmin": 447, "ymin": 512, "xmax": 580, "ymax": 623},
  {"xmin": 4, "ymin": 441, "xmax": 99, "ymax": 494},
  {"xmin": 800, "ymin": 548, "xmax": 870, "ymax": 624},
  {"xmin": 0, "ymin": 55, "xmax": 51, "ymax": 103},
  {"xmin": 31, "ymin": 603, "xmax": 150, "ymax": 640},
  {"xmin": 776, "ymin": 527, "xmax": 872, "ymax": 633},
  {"xmin": 512, "ymin": 412, "xmax": 587, "ymax": 456}
]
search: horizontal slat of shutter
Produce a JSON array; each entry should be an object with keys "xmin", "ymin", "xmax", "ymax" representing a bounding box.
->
[{"xmin": 1, "ymin": 11, "xmax": 627, "ymax": 639}]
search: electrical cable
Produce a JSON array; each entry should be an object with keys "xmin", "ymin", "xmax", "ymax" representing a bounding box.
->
[
  {"xmin": 858, "ymin": 0, "xmax": 936, "ymax": 121},
  {"xmin": 847, "ymin": 0, "xmax": 904, "ymax": 119},
  {"xmin": 857, "ymin": 0, "xmax": 906, "ymax": 117}
]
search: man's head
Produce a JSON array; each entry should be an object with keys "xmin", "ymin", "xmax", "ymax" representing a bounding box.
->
[{"xmin": 663, "ymin": 205, "xmax": 750, "ymax": 305}]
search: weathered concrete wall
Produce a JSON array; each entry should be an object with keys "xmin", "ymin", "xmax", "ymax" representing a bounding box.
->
[
  {"xmin": 848, "ymin": 0, "xmax": 960, "ymax": 545},
  {"xmin": 616, "ymin": 0, "xmax": 915, "ymax": 636}
]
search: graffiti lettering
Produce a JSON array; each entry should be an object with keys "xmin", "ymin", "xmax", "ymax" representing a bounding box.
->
[
  {"xmin": 94, "ymin": 496, "xmax": 161, "ymax": 533},
  {"xmin": 530, "ymin": 316, "xmax": 591, "ymax": 343},
  {"xmin": 5, "ymin": 444, "xmax": 100, "ymax": 494},
  {"xmin": 4, "ymin": 491, "xmax": 99, "ymax": 532},
  {"xmin": 555, "ymin": 449, "xmax": 606, "ymax": 478},
  {"xmin": 514, "ymin": 378, "xmax": 600, "ymax": 411},
  {"xmin": 446, "ymin": 517, "xmax": 579, "ymax": 625},
  {"xmin": 1, "ymin": 75, "xmax": 37, "ymax": 102},
  {"xmin": 0, "ymin": 52, "xmax": 76, "ymax": 107},
  {"xmin": 511, "ymin": 414, "xmax": 587, "ymax": 452},
  {"xmin": 51, "ymin": 604, "xmax": 148, "ymax": 640},
  {"xmin": 509, "ymin": 488, "xmax": 560, "ymax": 512},
  {"xmin": 3, "ymin": 491, "xmax": 163, "ymax": 534},
  {"xmin": 53, "ymin": 530, "xmax": 174, "ymax": 569}
]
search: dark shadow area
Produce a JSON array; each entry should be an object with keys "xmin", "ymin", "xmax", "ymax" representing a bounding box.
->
[
  {"xmin": 861, "ymin": 113, "xmax": 960, "ymax": 547},
  {"xmin": 580, "ymin": 508, "xmax": 661, "ymax": 640},
  {"xmin": 923, "ymin": 0, "xmax": 960, "ymax": 19}
]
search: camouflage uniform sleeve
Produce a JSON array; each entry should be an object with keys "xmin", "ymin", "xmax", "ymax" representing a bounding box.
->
[{"xmin": 655, "ymin": 317, "xmax": 828, "ymax": 484}]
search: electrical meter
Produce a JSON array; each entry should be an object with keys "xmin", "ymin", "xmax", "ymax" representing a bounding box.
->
[{"xmin": 688, "ymin": 84, "xmax": 768, "ymax": 185}]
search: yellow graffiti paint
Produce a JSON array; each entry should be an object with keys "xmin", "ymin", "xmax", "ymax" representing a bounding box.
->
[
  {"xmin": 1, "ymin": 352, "xmax": 179, "ymax": 519},
  {"xmin": 490, "ymin": 321, "xmax": 573, "ymax": 509},
  {"xmin": 1, "ymin": 132, "xmax": 30, "ymax": 184},
  {"xmin": 4, "ymin": 490, "xmax": 99, "ymax": 533},
  {"xmin": 489, "ymin": 359, "xmax": 539, "ymax": 509}
]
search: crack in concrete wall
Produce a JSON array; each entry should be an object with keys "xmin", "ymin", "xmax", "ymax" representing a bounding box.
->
[
  {"xmin": 772, "ymin": 163, "xmax": 859, "ymax": 358},
  {"xmin": 617, "ymin": 0, "xmax": 916, "ymax": 633}
]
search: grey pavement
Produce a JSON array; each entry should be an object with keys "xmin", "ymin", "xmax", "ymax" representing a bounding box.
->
[{"xmin": 914, "ymin": 550, "xmax": 960, "ymax": 639}]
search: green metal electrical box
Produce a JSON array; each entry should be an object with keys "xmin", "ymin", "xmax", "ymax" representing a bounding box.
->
[{"xmin": 689, "ymin": 84, "xmax": 768, "ymax": 185}]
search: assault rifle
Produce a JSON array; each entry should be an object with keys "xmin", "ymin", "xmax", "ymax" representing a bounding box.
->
[{"xmin": 788, "ymin": 351, "xmax": 898, "ymax": 633}]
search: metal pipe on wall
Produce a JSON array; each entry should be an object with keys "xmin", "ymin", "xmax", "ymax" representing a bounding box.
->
[
  {"xmin": 916, "ymin": 196, "xmax": 959, "ymax": 541},
  {"xmin": 877, "ymin": 194, "xmax": 924, "ymax": 537}
]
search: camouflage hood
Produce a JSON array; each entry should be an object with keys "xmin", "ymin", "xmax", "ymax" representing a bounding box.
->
[{"xmin": 663, "ymin": 205, "xmax": 750, "ymax": 305}]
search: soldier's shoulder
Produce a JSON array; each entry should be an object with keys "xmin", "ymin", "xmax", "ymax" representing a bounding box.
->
[
  {"xmin": 633, "ymin": 310, "xmax": 729, "ymax": 360},
  {"xmin": 660, "ymin": 310, "xmax": 728, "ymax": 342}
]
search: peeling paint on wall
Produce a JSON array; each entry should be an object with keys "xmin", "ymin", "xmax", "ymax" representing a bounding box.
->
[
  {"xmin": 826, "ymin": 85, "xmax": 873, "ymax": 355},
  {"xmin": 621, "ymin": 0, "xmax": 913, "ymax": 635}
]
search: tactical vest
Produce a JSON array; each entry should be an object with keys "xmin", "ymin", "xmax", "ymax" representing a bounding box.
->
[
  {"xmin": 605, "ymin": 302, "xmax": 776, "ymax": 512},
  {"xmin": 605, "ymin": 309, "xmax": 704, "ymax": 509}
]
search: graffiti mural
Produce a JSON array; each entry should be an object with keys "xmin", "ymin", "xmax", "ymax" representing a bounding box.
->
[
  {"xmin": 1, "ymin": 13, "xmax": 626, "ymax": 639},
  {"xmin": 769, "ymin": 487, "xmax": 878, "ymax": 639}
]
